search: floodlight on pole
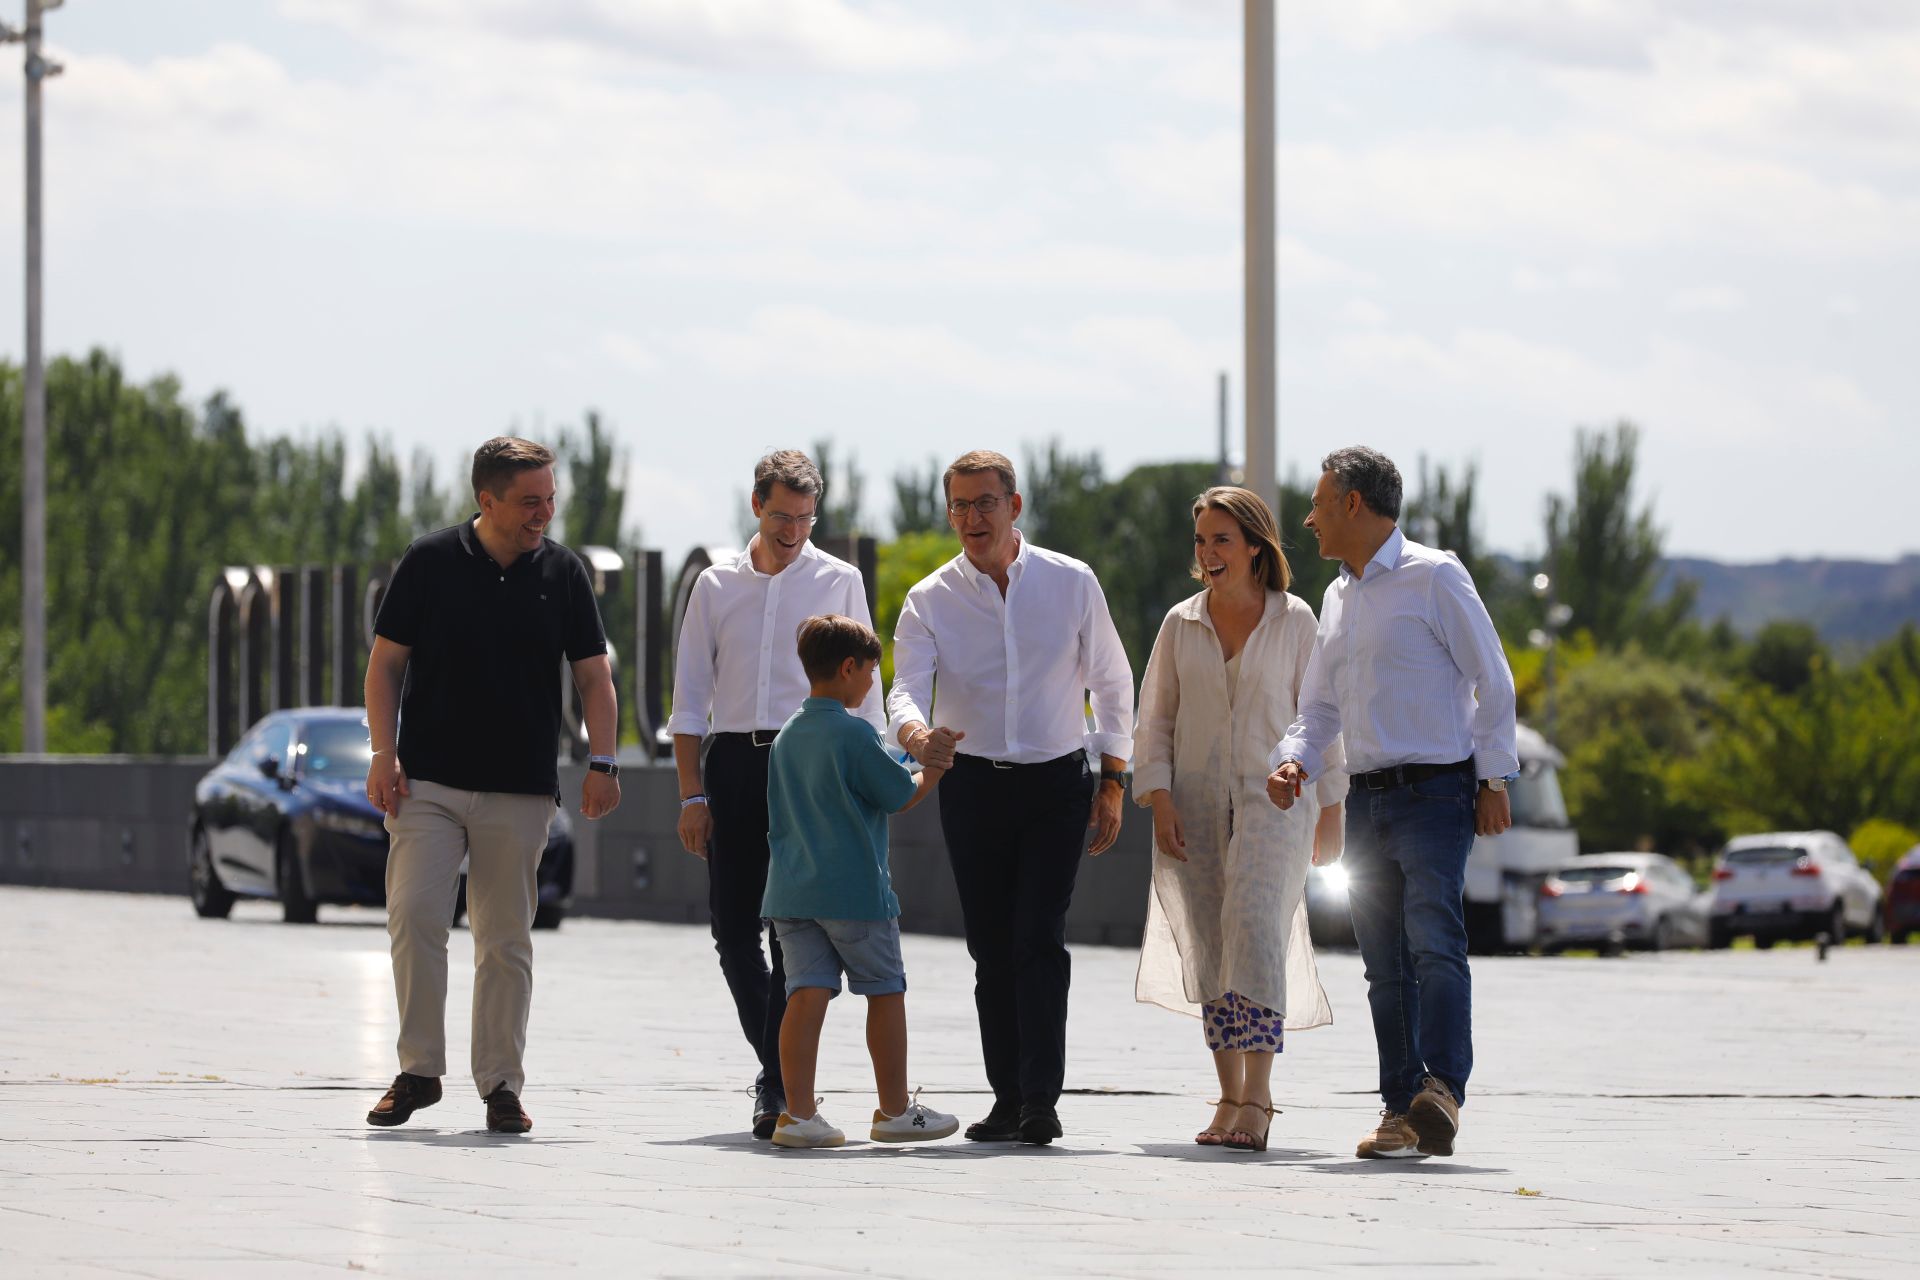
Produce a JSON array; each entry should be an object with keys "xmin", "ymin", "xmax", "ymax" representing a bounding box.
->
[{"xmin": 6, "ymin": 0, "xmax": 62, "ymax": 754}]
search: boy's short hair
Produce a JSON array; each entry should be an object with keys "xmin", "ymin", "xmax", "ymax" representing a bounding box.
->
[{"xmin": 797, "ymin": 614, "xmax": 881, "ymax": 682}]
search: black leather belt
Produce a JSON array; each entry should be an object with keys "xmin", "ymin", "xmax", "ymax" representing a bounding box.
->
[
  {"xmin": 1349, "ymin": 757, "xmax": 1474, "ymax": 791},
  {"xmin": 714, "ymin": 730, "xmax": 779, "ymax": 748}
]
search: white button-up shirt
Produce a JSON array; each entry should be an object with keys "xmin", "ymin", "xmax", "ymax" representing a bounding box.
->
[
  {"xmin": 1272, "ymin": 527, "xmax": 1518, "ymax": 782},
  {"xmin": 887, "ymin": 532, "xmax": 1134, "ymax": 764},
  {"xmin": 668, "ymin": 538, "xmax": 884, "ymax": 737}
]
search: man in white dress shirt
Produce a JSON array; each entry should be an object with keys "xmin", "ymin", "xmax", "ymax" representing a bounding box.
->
[
  {"xmin": 1267, "ymin": 446, "xmax": 1517, "ymax": 1161},
  {"xmin": 888, "ymin": 449, "xmax": 1135, "ymax": 1146},
  {"xmin": 669, "ymin": 450, "xmax": 886, "ymax": 1139}
]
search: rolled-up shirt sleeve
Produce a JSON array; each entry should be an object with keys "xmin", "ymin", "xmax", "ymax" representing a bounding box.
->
[
  {"xmin": 885, "ymin": 588, "xmax": 936, "ymax": 747},
  {"xmin": 1129, "ymin": 610, "xmax": 1179, "ymax": 801},
  {"xmin": 1430, "ymin": 557, "xmax": 1519, "ymax": 780},
  {"xmin": 1080, "ymin": 574, "xmax": 1135, "ymax": 763},
  {"xmin": 1271, "ymin": 627, "xmax": 1341, "ymax": 780},
  {"xmin": 665, "ymin": 574, "xmax": 717, "ymax": 739}
]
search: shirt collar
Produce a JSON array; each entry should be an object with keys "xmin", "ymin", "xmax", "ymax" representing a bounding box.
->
[
  {"xmin": 736, "ymin": 536, "xmax": 822, "ymax": 579},
  {"xmin": 1340, "ymin": 526, "xmax": 1405, "ymax": 582},
  {"xmin": 458, "ymin": 514, "xmax": 544, "ymax": 568},
  {"xmin": 958, "ymin": 529, "xmax": 1028, "ymax": 592},
  {"xmin": 1177, "ymin": 587, "xmax": 1283, "ymax": 629}
]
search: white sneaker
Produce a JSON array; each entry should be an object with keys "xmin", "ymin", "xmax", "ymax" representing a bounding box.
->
[
  {"xmin": 870, "ymin": 1095, "xmax": 959, "ymax": 1143},
  {"xmin": 772, "ymin": 1110, "xmax": 846, "ymax": 1149}
]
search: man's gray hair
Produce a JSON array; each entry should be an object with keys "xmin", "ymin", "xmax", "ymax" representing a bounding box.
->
[
  {"xmin": 1321, "ymin": 446, "xmax": 1403, "ymax": 521},
  {"xmin": 753, "ymin": 449, "xmax": 824, "ymax": 503}
]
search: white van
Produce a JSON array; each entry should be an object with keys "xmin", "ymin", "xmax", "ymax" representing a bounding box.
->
[{"xmin": 1462, "ymin": 724, "xmax": 1577, "ymax": 953}]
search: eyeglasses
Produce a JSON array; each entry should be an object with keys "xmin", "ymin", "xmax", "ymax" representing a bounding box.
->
[
  {"xmin": 764, "ymin": 512, "xmax": 817, "ymax": 531},
  {"xmin": 947, "ymin": 494, "xmax": 1008, "ymax": 517}
]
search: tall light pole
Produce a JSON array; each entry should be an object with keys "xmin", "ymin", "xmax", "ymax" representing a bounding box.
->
[
  {"xmin": 1243, "ymin": 0, "xmax": 1275, "ymax": 514},
  {"xmin": 4, "ymin": 0, "xmax": 61, "ymax": 753}
]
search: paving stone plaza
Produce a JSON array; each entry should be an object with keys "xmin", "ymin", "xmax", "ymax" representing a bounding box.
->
[{"xmin": 1, "ymin": 886, "xmax": 1913, "ymax": 1278}]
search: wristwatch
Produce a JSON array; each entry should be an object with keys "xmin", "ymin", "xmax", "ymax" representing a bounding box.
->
[
  {"xmin": 1100, "ymin": 768, "xmax": 1130, "ymax": 791},
  {"xmin": 1479, "ymin": 776, "xmax": 1506, "ymax": 792},
  {"xmin": 588, "ymin": 756, "xmax": 619, "ymax": 778}
]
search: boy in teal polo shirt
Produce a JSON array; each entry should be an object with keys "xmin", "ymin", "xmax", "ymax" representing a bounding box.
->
[{"xmin": 764, "ymin": 614, "xmax": 961, "ymax": 1149}]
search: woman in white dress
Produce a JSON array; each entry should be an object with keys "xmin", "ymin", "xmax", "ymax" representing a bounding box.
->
[{"xmin": 1132, "ymin": 486, "xmax": 1345, "ymax": 1152}]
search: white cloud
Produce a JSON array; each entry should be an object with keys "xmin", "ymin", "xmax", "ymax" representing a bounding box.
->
[
  {"xmin": 1667, "ymin": 285, "xmax": 1745, "ymax": 314},
  {"xmin": 280, "ymin": 0, "xmax": 973, "ymax": 73}
]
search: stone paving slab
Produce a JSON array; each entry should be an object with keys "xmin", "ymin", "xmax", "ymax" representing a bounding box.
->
[{"xmin": 1, "ymin": 886, "xmax": 1915, "ymax": 1278}]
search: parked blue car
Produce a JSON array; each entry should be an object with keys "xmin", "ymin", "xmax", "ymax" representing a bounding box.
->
[{"xmin": 189, "ymin": 708, "xmax": 572, "ymax": 928}]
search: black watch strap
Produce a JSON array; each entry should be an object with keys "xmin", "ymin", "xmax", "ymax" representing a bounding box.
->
[
  {"xmin": 1100, "ymin": 768, "xmax": 1128, "ymax": 788},
  {"xmin": 588, "ymin": 759, "xmax": 619, "ymax": 777}
]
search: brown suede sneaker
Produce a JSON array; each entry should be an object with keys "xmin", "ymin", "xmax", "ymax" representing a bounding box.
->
[
  {"xmin": 483, "ymin": 1085, "xmax": 532, "ymax": 1134},
  {"xmin": 1356, "ymin": 1110, "xmax": 1426, "ymax": 1159},
  {"xmin": 1408, "ymin": 1076, "xmax": 1460, "ymax": 1157}
]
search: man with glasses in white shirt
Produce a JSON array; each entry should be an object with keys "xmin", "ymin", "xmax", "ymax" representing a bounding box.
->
[
  {"xmin": 1267, "ymin": 445, "xmax": 1517, "ymax": 1162},
  {"xmin": 888, "ymin": 449, "xmax": 1135, "ymax": 1147},
  {"xmin": 670, "ymin": 450, "xmax": 886, "ymax": 1139}
]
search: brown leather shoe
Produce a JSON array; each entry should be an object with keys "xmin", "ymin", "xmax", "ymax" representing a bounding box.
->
[
  {"xmin": 1408, "ymin": 1076, "xmax": 1460, "ymax": 1157},
  {"xmin": 484, "ymin": 1085, "xmax": 532, "ymax": 1134},
  {"xmin": 366, "ymin": 1072, "xmax": 442, "ymax": 1127}
]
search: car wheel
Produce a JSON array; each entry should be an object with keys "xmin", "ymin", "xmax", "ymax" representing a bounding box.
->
[
  {"xmin": 189, "ymin": 828, "xmax": 235, "ymax": 919},
  {"xmin": 1651, "ymin": 916, "xmax": 1677, "ymax": 952},
  {"xmin": 1708, "ymin": 922, "xmax": 1731, "ymax": 950},
  {"xmin": 1865, "ymin": 909, "xmax": 1884, "ymax": 944},
  {"xmin": 1895, "ymin": 929, "xmax": 1913, "ymax": 946},
  {"xmin": 1753, "ymin": 936, "xmax": 1775, "ymax": 950},
  {"xmin": 1827, "ymin": 901, "xmax": 1847, "ymax": 943},
  {"xmin": 277, "ymin": 832, "xmax": 318, "ymax": 924},
  {"xmin": 532, "ymin": 901, "xmax": 564, "ymax": 931}
]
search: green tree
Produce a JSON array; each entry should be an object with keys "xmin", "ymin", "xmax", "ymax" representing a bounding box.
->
[
  {"xmin": 873, "ymin": 530, "xmax": 960, "ymax": 683},
  {"xmin": 890, "ymin": 456, "xmax": 946, "ymax": 536},
  {"xmin": 1745, "ymin": 620, "xmax": 1826, "ymax": 695},
  {"xmin": 1543, "ymin": 422, "xmax": 1697, "ymax": 652}
]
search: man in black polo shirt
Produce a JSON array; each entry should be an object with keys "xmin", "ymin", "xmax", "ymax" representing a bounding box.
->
[{"xmin": 362, "ymin": 436, "xmax": 620, "ymax": 1135}]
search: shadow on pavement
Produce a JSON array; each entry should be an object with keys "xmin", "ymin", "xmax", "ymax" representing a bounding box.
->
[
  {"xmin": 1133, "ymin": 1143, "xmax": 1330, "ymax": 1164},
  {"xmin": 652, "ymin": 1133, "xmax": 1114, "ymax": 1159},
  {"xmin": 1305, "ymin": 1159, "xmax": 1511, "ymax": 1175},
  {"xmin": 359, "ymin": 1130, "xmax": 589, "ymax": 1148}
]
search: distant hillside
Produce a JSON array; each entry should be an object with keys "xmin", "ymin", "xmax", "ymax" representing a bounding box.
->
[{"xmin": 1658, "ymin": 555, "xmax": 1920, "ymax": 651}]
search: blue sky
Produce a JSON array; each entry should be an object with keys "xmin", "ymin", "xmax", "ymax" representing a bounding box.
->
[{"xmin": 1, "ymin": 1, "xmax": 1915, "ymax": 564}]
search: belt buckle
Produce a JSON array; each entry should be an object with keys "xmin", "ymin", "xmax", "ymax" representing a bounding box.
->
[
  {"xmin": 991, "ymin": 759, "xmax": 1014, "ymax": 770},
  {"xmin": 750, "ymin": 729, "xmax": 777, "ymax": 748}
]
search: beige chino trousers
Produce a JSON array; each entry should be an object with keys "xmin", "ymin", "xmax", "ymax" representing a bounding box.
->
[{"xmin": 384, "ymin": 778, "xmax": 553, "ymax": 1098}]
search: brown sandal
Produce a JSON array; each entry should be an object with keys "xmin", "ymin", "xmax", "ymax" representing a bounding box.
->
[
  {"xmin": 1225, "ymin": 1101, "xmax": 1277, "ymax": 1152},
  {"xmin": 1197, "ymin": 1097, "xmax": 1243, "ymax": 1146}
]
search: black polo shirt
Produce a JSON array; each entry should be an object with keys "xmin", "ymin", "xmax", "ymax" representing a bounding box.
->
[{"xmin": 374, "ymin": 518, "xmax": 607, "ymax": 798}]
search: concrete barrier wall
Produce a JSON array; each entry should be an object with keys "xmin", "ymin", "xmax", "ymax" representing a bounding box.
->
[{"xmin": 0, "ymin": 758, "xmax": 1153, "ymax": 948}]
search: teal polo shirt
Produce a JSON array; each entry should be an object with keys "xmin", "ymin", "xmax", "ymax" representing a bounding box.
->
[{"xmin": 763, "ymin": 697, "xmax": 917, "ymax": 921}]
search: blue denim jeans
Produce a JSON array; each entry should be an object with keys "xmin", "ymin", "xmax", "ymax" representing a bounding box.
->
[{"xmin": 1344, "ymin": 770, "xmax": 1476, "ymax": 1114}]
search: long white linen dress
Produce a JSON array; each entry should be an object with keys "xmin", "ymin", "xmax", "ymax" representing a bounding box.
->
[{"xmin": 1132, "ymin": 588, "xmax": 1346, "ymax": 1032}]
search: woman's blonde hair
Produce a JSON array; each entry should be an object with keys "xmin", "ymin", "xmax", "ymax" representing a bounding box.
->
[{"xmin": 1190, "ymin": 486, "xmax": 1290, "ymax": 592}]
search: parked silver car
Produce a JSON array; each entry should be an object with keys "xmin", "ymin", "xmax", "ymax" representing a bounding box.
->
[
  {"xmin": 1536, "ymin": 852, "xmax": 1710, "ymax": 954},
  {"xmin": 1708, "ymin": 830, "xmax": 1884, "ymax": 948}
]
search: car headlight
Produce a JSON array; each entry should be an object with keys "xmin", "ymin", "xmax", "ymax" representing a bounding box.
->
[
  {"xmin": 312, "ymin": 807, "xmax": 387, "ymax": 840},
  {"xmin": 1315, "ymin": 863, "xmax": 1350, "ymax": 893}
]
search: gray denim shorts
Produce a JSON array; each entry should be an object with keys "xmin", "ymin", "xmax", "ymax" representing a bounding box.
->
[{"xmin": 771, "ymin": 917, "xmax": 907, "ymax": 998}]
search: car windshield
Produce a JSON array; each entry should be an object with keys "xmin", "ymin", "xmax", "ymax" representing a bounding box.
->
[
  {"xmin": 1556, "ymin": 865, "xmax": 1637, "ymax": 884},
  {"xmin": 1508, "ymin": 760, "xmax": 1570, "ymax": 829},
  {"xmin": 1726, "ymin": 846, "xmax": 1802, "ymax": 866},
  {"xmin": 301, "ymin": 721, "xmax": 372, "ymax": 778}
]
